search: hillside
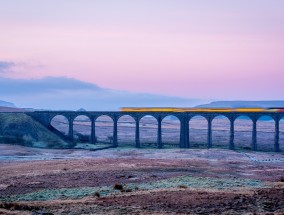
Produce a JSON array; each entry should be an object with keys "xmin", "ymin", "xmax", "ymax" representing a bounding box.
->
[
  {"xmin": 195, "ymin": 101, "xmax": 284, "ymax": 108},
  {"xmin": 0, "ymin": 113, "xmax": 70, "ymax": 148},
  {"xmin": 0, "ymin": 100, "xmax": 15, "ymax": 108}
]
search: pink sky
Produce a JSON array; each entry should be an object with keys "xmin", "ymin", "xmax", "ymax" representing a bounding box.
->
[{"xmin": 0, "ymin": 0, "xmax": 284, "ymax": 100}]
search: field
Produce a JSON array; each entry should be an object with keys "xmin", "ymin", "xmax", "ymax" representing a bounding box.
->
[
  {"xmin": 0, "ymin": 145, "xmax": 284, "ymax": 214},
  {"xmin": 0, "ymin": 115, "xmax": 284, "ymax": 214}
]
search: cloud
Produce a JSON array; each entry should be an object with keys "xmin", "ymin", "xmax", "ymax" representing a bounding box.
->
[
  {"xmin": 0, "ymin": 76, "xmax": 202, "ymax": 110},
  {"xmin": 0, "ymin": 76, "xmax": 101, "ymax": 95},
  {"xmin": 0, "ymin": 61, "xmax": 15, "ymax": 74},
  {"xmin": 0, "ymin": 60, "xmax": 45, "ymax": 78}
]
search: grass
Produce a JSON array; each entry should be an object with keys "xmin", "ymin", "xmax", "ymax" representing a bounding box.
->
[
  {"xmin": 74, "ymin": 143, "xmax": 113, "ymax": 150},
  {"xmin": 0, "ymin": 113, "xmax": 70, "ymax": 148},
  {"xmin": 0, "ymin": 175, "xmax": 267, "ymax": 202}
]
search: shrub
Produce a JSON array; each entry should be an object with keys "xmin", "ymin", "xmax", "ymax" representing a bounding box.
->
[
  {"xmin": 107, "ymin": 136, "xmax": 113, "ymax": 144},
  {"xmin": 76, "ymin": 133, "xmax": 90, "ymax": 143}
]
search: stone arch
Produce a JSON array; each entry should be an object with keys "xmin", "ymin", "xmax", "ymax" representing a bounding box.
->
[
  {"xmin": 73, "ymin": 115, "xmax": 91, "ymax": 143},
  {"xmin": 212, "ymin": 115, "xmax": 230, "ymax": 149},
  {"xmin": 117, "ymin": 115, "xmax": 136, "ymax": 147},
  {"xmin": 50, "ymin": 115, "xmax": 69, "ymax": 136},
  {"xmin": 280, "ymin": 116, "xmax": 284, "ymax": 151},
  {"xmin": 189, "ymin": 115, "xmax": 208, "ymax": 148},
  {"xmin": 161, "ymin": 115, "xmax": 180, "ymax": 148},
  {"xmin": 95, "ymin": 115, "xmax": 114, "ymax": 145},
  {"xmin": 139, "ymin": 115, "xmax": 158, "ymax": 148},
  {"xmin": 234, "ymin": 115, "xmax": 253, "ymax": 150},
  {"xmin": 257, "ymin": 115, "xmax": 275, "ymax": 151}
]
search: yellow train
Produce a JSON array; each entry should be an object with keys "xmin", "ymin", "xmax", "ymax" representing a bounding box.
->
[{"xmin": 120, "ymin": 107, "xmax": 284, "ymax": 113}]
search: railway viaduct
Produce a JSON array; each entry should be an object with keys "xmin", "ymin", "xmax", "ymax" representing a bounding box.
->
[{"xmin": 26, "ymin": 111, "xmax": 284, "ymax": 152}]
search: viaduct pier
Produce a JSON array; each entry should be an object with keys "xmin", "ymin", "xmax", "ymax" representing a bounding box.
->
[{"xmin": 27, "ymin": 110, "xmax": 284, "ymax": 152}]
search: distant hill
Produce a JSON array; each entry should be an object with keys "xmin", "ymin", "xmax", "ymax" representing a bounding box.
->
[
  {"xmin": 0, "ymin": 106, "xmax": 28, "ymax": 112},
  {"xmin": 0, "ymin": 100, "xmax": 15, "ymax": 108},
  {"xmin": 195, "ymin": 101, "xmax": 284, "ymax": 108}
]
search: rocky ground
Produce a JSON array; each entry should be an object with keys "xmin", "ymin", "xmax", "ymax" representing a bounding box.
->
[{"xmin": 0, "ymin": 144, "xmax": 284, "ymax": 214}]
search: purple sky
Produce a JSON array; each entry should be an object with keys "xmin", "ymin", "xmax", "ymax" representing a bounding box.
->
[{"xmin": 0, "ymin": 0, "xmax": 284, "ymax": 100}]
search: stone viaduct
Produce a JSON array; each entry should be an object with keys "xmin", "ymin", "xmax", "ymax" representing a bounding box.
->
[{"xmin": 26, "ymin": 110, "xmax": 284, "ymax": 152}]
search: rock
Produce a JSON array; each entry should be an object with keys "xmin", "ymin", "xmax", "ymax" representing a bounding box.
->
[
  {"xmin": 116, "ymin": 175, "xmax": 126, "ymax": 179},
  {"xmin": 93, "ymin": 192, "xmax": 100, "ymax": 198},
  {"xmin": 113, "ymin": 184, "xmax": 123, "ymax": 190}
]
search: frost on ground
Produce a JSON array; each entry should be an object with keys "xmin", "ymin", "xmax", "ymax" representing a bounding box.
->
[{"xmin": 0, "ymin": 144, "xmax": 284, "ymax": 214}]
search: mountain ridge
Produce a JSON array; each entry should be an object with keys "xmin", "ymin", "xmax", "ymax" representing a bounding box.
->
[{"xmin": 195, "ymin": 101, "xmax": 284, "ymax": 108}]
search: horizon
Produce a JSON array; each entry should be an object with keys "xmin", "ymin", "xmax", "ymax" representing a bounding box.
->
[
  {"xmin": 0, "ymin": 0, "xmax": 284, "ymax": 103},
  {"xmin": 1, "ymin": 76, "xmax": 284, "ymax": 110}
]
